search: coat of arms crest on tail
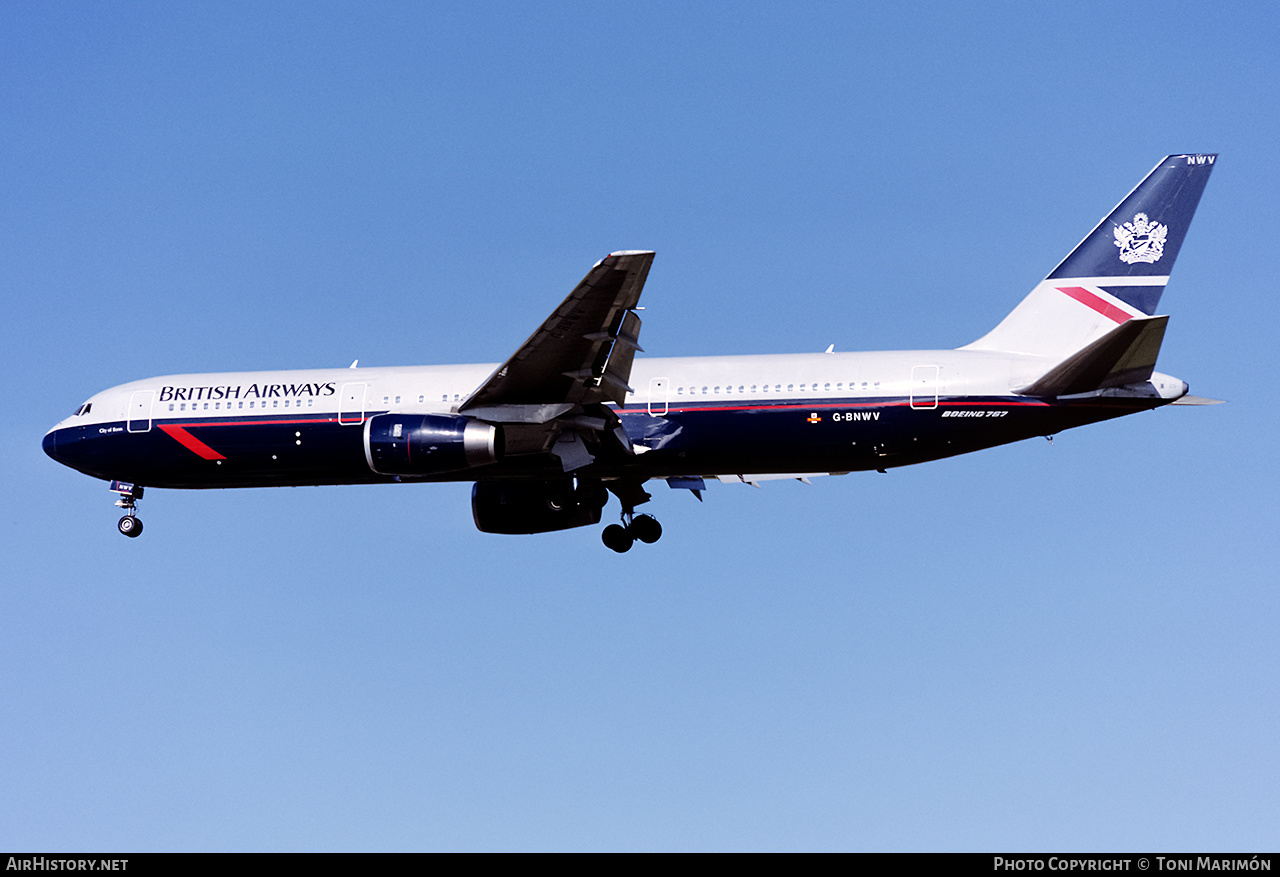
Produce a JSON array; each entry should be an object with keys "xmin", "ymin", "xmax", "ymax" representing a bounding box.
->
[{"xmin": 1114, "ymin": 212, "xmax": 1168, "ymax": 264}]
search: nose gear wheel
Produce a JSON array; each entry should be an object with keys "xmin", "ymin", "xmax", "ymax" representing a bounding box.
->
[{"xmin": 110, "ymin": 481, "xmax": 145, "ymax": 538}]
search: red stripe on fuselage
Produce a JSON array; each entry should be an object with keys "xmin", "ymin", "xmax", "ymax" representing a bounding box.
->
[
  {"xmin": 158, "ymin": 424, "xmax": 227, "ymax": 460},
  {"xmin": 636, "ymin": 399, "xmax": 1051, "ymax": 415},
  {"xmin": 175, "ymin": 417, "xmax": 339, "ymax": 428},
  {"xmin": 1056, "ymin": 286, "xmax": 1133, "ymax": 324}
]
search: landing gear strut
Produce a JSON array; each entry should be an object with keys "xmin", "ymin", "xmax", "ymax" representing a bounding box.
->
[
  {"xmin": 601, "ymin": 509, "xmax": 662, "ymax": 553},
  {"xmin": 110, "ymin": 481, "xmax": 144, "ymax": 538}
]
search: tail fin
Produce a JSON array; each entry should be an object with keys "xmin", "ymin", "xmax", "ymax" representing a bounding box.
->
[{"xmin": 963, "ymin": 154, "xmax": 1216, "ymax": 360}]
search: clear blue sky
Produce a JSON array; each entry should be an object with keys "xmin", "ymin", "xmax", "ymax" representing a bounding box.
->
[{"xmin": 4, "ymin": 1, "xmax": 1278, "ymax": 851}]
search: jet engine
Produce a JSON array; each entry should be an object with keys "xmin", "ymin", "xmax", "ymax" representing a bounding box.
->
[
  {"xmin": 471, "ymin": 478, "xmax": 608, "ymax": 534},
  {"xmin": 364, "ymin": 413, "xmax": 500, "ymax": 476}
]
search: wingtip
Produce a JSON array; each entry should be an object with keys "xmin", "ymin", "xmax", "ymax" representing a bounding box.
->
[
  {"xmin": 1171, "ymin": 394, "xmax": 1226, "ymax": 405},
  {"xmin": 593, "ymin": 250, "xmax": 655, "ymax": 269}
]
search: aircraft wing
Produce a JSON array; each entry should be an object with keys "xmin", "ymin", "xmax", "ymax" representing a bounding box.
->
[{"xmin": 460, "ymin": 250, "xmax": 653, "ymax": 425}]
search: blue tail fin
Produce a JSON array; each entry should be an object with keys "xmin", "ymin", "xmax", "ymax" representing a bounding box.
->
[{"xmin": 965, "ymin": 154, "xmax": 1216, "ymax": 359}]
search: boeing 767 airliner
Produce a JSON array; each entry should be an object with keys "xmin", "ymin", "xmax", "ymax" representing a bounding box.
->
[{"xmin": 44, "ymin": 154, "xmax": 1218, "ymax": 551}]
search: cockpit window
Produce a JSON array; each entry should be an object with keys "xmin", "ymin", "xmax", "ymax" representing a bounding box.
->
[{"xmin": 73, "ymin": 403, "xmax": 92, "ymax": 416}]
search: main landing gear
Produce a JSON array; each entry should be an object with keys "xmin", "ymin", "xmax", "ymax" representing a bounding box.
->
[
  {"xmin": 110, "ymin": 481, "xmax": 144, "ymax": 538},
  {"xmin": 601, "ymin": 510, "xmax": 662, "ymax": 553}
]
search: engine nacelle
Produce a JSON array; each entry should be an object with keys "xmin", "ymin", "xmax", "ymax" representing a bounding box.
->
[
  {"xmin": 364, "ymin": 413, "xmax": 500, "ymax": 476},
  {"xmin": 472, "ymin": 478, "xmax": 608, "ymax": 534}
]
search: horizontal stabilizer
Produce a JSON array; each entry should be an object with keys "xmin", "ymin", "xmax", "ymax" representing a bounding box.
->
[
  {"xmin": 1017, "ymin": 315, "xmax": 1167, "ymax": 397},
  {"xmin": 1171, "ymin": 394, "xmax": 1225, "ymax": 405}
]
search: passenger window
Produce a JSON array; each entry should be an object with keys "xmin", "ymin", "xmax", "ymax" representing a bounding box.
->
[
  {"xmin": 395, "ymin": 395, "xmax": 401, "ymax": 404},
  {"xmin": 168, "ymin": 403, "xmax": 174, "ymax": 411}
]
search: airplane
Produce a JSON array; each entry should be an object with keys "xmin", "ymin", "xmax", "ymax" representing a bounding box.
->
[{"xmin": 44, "ymin": 154, "xmax": 1218, "ymax": 552}]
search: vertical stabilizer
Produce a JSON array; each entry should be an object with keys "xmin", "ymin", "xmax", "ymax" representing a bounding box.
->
[{"xmin": 963, "ymin": 154, "xmax": 1216, "ymax": 360}]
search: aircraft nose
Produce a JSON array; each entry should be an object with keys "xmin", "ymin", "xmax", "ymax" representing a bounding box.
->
[
  {"xmin": 42, "ymin": 423, "xmax": 109, "ymax": 479},
  {"xmin": 43, "ymin": 424, "xmax": 90, "ymax": 471},
  {"xmin": 42, "ymin": 428, "xmax": 60, "ymax": 462}
]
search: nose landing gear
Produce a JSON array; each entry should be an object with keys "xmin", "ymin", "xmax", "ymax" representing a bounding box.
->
[{"xmin": 110, "ymin": 481, "xmax": 144, "ymax": 538}]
